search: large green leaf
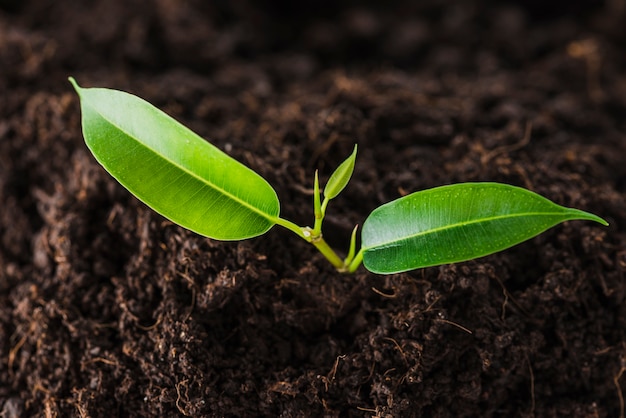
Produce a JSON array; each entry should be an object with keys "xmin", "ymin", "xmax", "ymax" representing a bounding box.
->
[
  {"xmin": 361, "ymin": 182, "xmax": 608, "ymax": 274},
  {"xmin": 70, "ymin": 78, "xmax": 280, "ymax": 240}
]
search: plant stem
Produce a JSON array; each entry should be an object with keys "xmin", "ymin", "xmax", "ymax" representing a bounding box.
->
[
  {"xmin": 347, "ymin": 248, "xmax": 364, "ymax": 273},
  {"xmin": 276, "ymin": 215, "xmax": 363, "ymax": 273},
  {"xmin": 275, "ymin": 217, "xmax": 356, "ymax": 272},
  {"xmin": 343, "ymin": 224, "xmax": 358, "ymax": 265},
  {"xmin": 313, "ymin": 171, "xmax": 322, "ymax": 234},
  {"xmin": 310, "ymin": 234, "xmax": 346, "ymax": 270},
  {"xmin": 320, "ymin": 198, "xmax": 329, "ymax": 218},
  {"xmin": 313, "ymin": 196, "xmax": 328, "ymax": 236},
  {"xmin": 274, "ymin": 217, "xmax": 308, "ymax": 240}
]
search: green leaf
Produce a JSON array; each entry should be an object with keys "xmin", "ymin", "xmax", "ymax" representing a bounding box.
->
[
  {"xmin": 361, "ymin": 182, "xmax": 608, "ymax": 274},
  {"xmin": 314, "ymin": 170, "xmax": 322, "ymax": 219},
  {"xmin": 324, "ymin": 145, "xmax": 357, "ymax": 200},
  {"xmin": 70, "ymin": 78, "xmax": 280, "ymax": 240}
]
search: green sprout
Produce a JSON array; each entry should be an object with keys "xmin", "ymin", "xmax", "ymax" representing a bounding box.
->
[{"xmin": 69, "ymin": 78, "xmax": 608, "ymax": 274}]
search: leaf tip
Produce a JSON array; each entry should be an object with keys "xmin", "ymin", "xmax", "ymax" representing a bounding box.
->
[
  {"xmin": 569, "ymin": 208, "xmax": 608, "ymax": 227},
  {"xmin": 68, "ymin": 77, "xmax": 81, "ymax": 94},
  {"xmin": 595, "ymin": 216, "xmax": 609, "ymax": 227},
  {"xmin": 323, "ymin": 144, "xmax": 358, "ymax": 200}
]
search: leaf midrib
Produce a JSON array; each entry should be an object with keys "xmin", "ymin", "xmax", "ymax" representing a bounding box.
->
[
  {"xmin": 88, "ymin": 100, "xmax": 279, "ymax": 224},
  {"xmin": 364, "ymin": 210, "xmax": 569, "ymax": 250}
]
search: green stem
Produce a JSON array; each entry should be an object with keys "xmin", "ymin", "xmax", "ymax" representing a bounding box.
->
[
  {"xmin": 310, "ymin": 235, "xmax": 346, "ymax": 271},
  {"xmin": 320, "ymin": 198, "xmax": 329, "ymax": 218},
  {"xmin": 347, "ymin": 248, "xmax": 364, "ymax": 273},
  {"xmin": 275, "ymin": 217, "xmax": 358, "ymax": 273},
  {"xmin": 313, "ymin": 171, "xmax": 323, "ymax": 234},
  {"xmin": 313, "ymin": 196, "xmax": 329, "ymax": 236},
  {"xmin": 343, "ymin": 224, "xmax": 358, "ymax": 265},
  {"xmin": 274, "ymin": 217, "xmax": 308, "ymax": 240}
]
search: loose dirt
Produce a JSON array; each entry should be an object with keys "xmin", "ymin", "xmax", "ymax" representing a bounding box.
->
[{"xmin": 1, "ymin": 1, "xmax": 625, "ymax": 416}]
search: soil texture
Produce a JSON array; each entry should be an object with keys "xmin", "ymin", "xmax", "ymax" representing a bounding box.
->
[{"xmin": 1, "ymin": 0, "xmax": 626, "ymax": 416}]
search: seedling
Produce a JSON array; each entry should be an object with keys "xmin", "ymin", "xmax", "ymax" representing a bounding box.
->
[{"xmin": 69, "ymin": 78, "xmax": 608, "ymax": 274}]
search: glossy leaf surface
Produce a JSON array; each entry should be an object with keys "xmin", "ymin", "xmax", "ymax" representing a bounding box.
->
[
  {"xmin": 70, "ymin": 78, "xmax": 279, "ymax": 240},
  {"xmin": 324, "ymin": 145, "xmax": 357, "ymax": 200},
  {"xmin": 362, "ymin": 182, "xmax": 607, "ymax": 274}
]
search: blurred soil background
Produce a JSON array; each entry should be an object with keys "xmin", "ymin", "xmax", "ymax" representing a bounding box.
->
[{"xmin": 1, "ymin": 0, "xmax": 625, "ymax": 416}]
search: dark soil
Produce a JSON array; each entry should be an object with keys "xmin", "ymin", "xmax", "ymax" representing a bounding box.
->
[{"xmin": 2, "ymin": 0, "xmax": 626, "ymax": 416}]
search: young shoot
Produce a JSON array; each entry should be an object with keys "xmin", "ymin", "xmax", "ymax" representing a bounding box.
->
[{"xmin": 69, "ymin": 78, "xmax": 608, "ymax": 274}]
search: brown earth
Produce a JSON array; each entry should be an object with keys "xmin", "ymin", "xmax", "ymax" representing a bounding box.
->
[{"xmin": 1, "ymin": 0, "xmax": 626, "ymax": 416}]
